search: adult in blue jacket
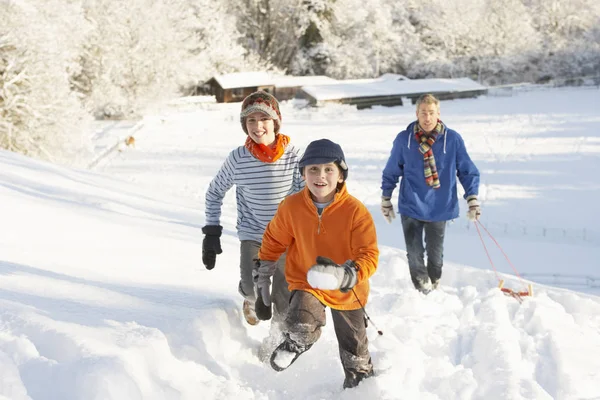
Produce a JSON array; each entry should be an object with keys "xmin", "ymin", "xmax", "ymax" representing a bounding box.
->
[{"xmin": 381, "ymin": 94, "xmax": 481, "ymax": 293}]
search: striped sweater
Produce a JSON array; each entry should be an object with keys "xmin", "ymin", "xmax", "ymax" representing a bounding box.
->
[{"xmin": 205, "ymin": 144, "xmax": 304, "ymax": 242}]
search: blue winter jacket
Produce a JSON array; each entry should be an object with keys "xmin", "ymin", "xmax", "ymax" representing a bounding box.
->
[{"xmin": 381, "ymin": 121, "xmax": 480, "ymax": 222}]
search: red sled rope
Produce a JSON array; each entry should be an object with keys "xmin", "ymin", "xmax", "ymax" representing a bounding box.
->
[{"xmin": 474, "ymin": 221, "xmax": 533, "ymax": 303}]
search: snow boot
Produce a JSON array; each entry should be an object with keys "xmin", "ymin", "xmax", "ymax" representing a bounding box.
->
[
  {"xmin": 270, "ymin": 336, "xmax": 312, "ymax": 371},
  {"xmin": 243, "ymin": 299, "xmax": 259, "ymax": 326},
  {"xmin": 412, "ymin": 276, "xmax": 433, "ymax": 294},
  {"xmin": 255, "ymin": 291, "xmax": 272, "ymax": 321},
  {"xmin": 343, "ymin": 368, "xmax": 374, "ymax": 389}
]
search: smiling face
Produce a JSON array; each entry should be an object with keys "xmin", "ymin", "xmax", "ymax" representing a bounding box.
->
[
  {"xmin": 416, "ymin": 102, "xmax": 440, "ymax": 133},
  {"xmin": 303, "ymin": 162, "xmax": 344, "ymax": 203},
  {"xmin": 245, "ymin": 111, "xmax": 276, "ymax": 146}
]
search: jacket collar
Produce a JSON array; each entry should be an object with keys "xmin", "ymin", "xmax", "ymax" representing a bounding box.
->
[{"xmin": 302, "ymin": 182, "xmax": 349, "ymax": 210}]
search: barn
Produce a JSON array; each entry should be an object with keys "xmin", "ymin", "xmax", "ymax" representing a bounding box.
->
[
  {"xmin": 204, "ymin": 72, "xmax": 336, "ymax": 103},
  {"xmin": 298, "ymin": 76, "xmax": 488, "ymax": 109},
  {"xmin": 204, "ymin": 72, "xmax": 275, "ymax": 103}
]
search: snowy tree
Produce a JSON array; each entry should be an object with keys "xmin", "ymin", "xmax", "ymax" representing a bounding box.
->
[
  {"xmin": 317, "ymin": 0, "xmax": 418, "ymax": 79},
  {"xmin": 527, "ymin": 0, "xmax": 600, "ymax": 80},
  {"xmin": 75, "ymin": 0, "xmax": 195, "ymax": 118},
  {"xmin": 474, "ymin": 0, "xmax": 540, "ymax": 84},
  {"xmin": 405, "ymin": 0, "xmax": 544, "ymax": 84},
  {"xmin": 227, "ymin": 0, "xmax": 318, "ymax": 72},
  {"xmin": 76, "ymin": 0, "xmax": 257, "ymax": 117},
  {"xmin": 182, "ymin": 0, "xmax": 266, "ymax": 92},
  {"xmin": 3, "ymin": 0, "xmax": 600, "ymax": 171},
  {"xmin": 0, "ymin": 0, "xmax": 91, "ymax": 165},
  {"xmin": 289, "ymin": 0, "xmax": 334, "ymax": 76}
]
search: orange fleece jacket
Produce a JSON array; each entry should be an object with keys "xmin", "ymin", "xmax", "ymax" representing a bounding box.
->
[{"xmin": 258, "ymin": 184, "xmax": 379, "ymax": 310}]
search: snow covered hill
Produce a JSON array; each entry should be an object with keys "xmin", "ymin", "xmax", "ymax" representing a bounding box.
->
[{"xmin": 1, "ymin": 87, "xmax": 600, "ymax": 399}]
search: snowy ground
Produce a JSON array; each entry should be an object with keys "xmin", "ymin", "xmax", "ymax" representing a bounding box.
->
[{"xmin": 1, "ymin": 87, "xmax": 599, "ymax": 399}]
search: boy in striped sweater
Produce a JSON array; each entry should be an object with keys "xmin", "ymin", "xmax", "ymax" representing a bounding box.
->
[{"xmin": 202, "ymin": 91, "xmax": 304, "ymax": 325}]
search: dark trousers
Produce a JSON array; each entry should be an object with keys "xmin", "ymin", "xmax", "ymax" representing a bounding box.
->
[
  {"xmin": 239, "ymin": 240, "xmax": 289, "ymax": 319},
  {"xmin": 400, "ymin": 215, "xmax": 446, "ymax": 286},
  {"xmin": 284, "ymin": 290, "xmax": 373, "ymax": 380}
]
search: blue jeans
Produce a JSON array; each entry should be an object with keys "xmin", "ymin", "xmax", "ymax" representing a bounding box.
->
[{"xmin": 400, "ymin": 215, "xmax": 446, "ymax": 287}]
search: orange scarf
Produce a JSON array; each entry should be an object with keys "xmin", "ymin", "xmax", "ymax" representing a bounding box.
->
[{"xmin": 245, "ymin": 133, "xmax": 290, "ymax": 163}]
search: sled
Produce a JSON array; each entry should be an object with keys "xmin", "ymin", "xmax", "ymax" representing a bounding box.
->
[
  {"xmin": 498, "ymin": 280, "xmax": 533, "ymax": 303},
  {"xmin": 474, "ymin": 221, "xmax": 534, "ymax": 304}
]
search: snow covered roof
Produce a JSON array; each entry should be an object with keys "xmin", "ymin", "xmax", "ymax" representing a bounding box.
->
[
  {"xmin": 301, "ymin": 78, "xmax": 487, "ymax": 101},
  {"xmin": 271, "ymin": 75, "xmax": 337, "ymax": 88},
  {"xmin": 379, "ymin": 73, "xmax": 410, "ymax": 81},
  {"xmin": 210, "ymin": 72, "xmax": 485, "ymax": 101},
  {"xmin": 212, "ymin": 72, "xmax": 273, "ymax": 89},
  {"xmin": 211, "ymin": 72, "xmax": 338, "ymax": 90}
]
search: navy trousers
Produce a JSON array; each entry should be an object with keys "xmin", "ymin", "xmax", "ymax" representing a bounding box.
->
[{"xmin": 400, "ymin": 215, "xmax": 447, "ymax": 288}]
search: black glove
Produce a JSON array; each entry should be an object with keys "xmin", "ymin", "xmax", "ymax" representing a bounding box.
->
[
  {"xmin": 202, "ymin": 225, "xmax": 223, "ymax": 270},
  {"xmin": 255, "ymin": 290, "xmax": 272, "ymax": 321}
]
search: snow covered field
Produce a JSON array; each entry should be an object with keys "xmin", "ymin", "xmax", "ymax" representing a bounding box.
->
[{"xmin": 1, "ymin": 87, "xmax": 599, "ymax": 399}]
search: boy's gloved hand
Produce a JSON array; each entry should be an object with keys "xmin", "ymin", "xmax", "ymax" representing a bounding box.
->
[
  {"xmin": 202, "ymin": 225, "xmax": 223, "ymax": 270},
  {"xmin": 466, "ymin": 195, "xmax": 481, "ymax": 221},
  {"xmin": 381, "ymin": 196, "xmax": 396, "ymax": 223},
  {"xmin": 307, "ymin": 256, "xmax": 358, "ymax": 293},
  {"xmin": 254, "ymin": 259, "xmax": 277, "ymax": 320}
]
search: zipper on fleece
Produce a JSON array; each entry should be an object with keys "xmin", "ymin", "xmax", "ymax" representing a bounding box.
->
[{"xmin": 317, "ymin": 213, "xmax": 323, "ymax": 234}]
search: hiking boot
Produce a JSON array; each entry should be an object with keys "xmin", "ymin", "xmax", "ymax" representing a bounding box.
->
[
  {"xmin": 431, "ymin": 279, "xmax": 440, "ymax": 290},
  {"xmin": 413, "ymin": 276, "xmax": 433, "ymax": 294},
  {"xmin": 343, "ymin": 368, "xmax": 374, "ymax": 389},
  {"xmin": 243, "ymin": 299, "xmax": 259, "ymax": 326},
  {"xmin": 270, "ymin": 337, "xmax": 313, "ymax": 372}
]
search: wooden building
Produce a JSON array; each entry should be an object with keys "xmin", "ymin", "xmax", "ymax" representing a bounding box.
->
[
  {"xmin": 204, "ymin": 72, "xmax": 486, "ymax": 107},
  {"xmin": 204, "ymin": 72, "xmax": 337, "ymax": 103},
  {"xmin": 272, "ymin": 76, "xmax": 337, "ymax": 101},
  {"xmin": 299, "ymin": 77, "xmax": 488, "ymax": 109},
  {"xmin": 204, "ymin": 72, "xmax": 275, "ymax": 103}
]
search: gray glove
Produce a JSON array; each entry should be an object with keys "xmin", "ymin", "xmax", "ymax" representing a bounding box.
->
[
  {"xmin": 466, "ymin": 195, "xmax": 481, "ymax": 221},
  {"xmin": 306, "ymin": 256, "xmax": 358, "ymax": 293},
  {"xmin": 381, "ymin": 196, "xmax": 396, "ymax": 223},
  {"xmin": 253, "ymin": 259, "xmax": 277, "ymax": 310}
]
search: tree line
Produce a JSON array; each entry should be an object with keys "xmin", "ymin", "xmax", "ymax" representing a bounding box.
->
[{"xmin": 1, "ymin": 0, "xmax": 599, "ymax": 164}]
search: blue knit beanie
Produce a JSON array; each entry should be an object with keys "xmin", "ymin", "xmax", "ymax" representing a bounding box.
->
[{"xmin": 299, "ymin": 139, "xmax": 348, "ymax": 181}]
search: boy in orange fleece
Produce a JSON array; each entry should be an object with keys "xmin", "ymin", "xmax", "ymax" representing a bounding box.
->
[{"xmin": 254, "ymin": 139, "xmax": 379, "ymax": 389}]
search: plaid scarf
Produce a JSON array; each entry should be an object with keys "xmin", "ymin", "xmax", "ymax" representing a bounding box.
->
[
  {"xmin": 414, "ymin": 121, "xmax": 444, "ymax": 189},
  {"xmin": 245, "ymin": 133, "xmax": 290, "ymax": 163}
]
